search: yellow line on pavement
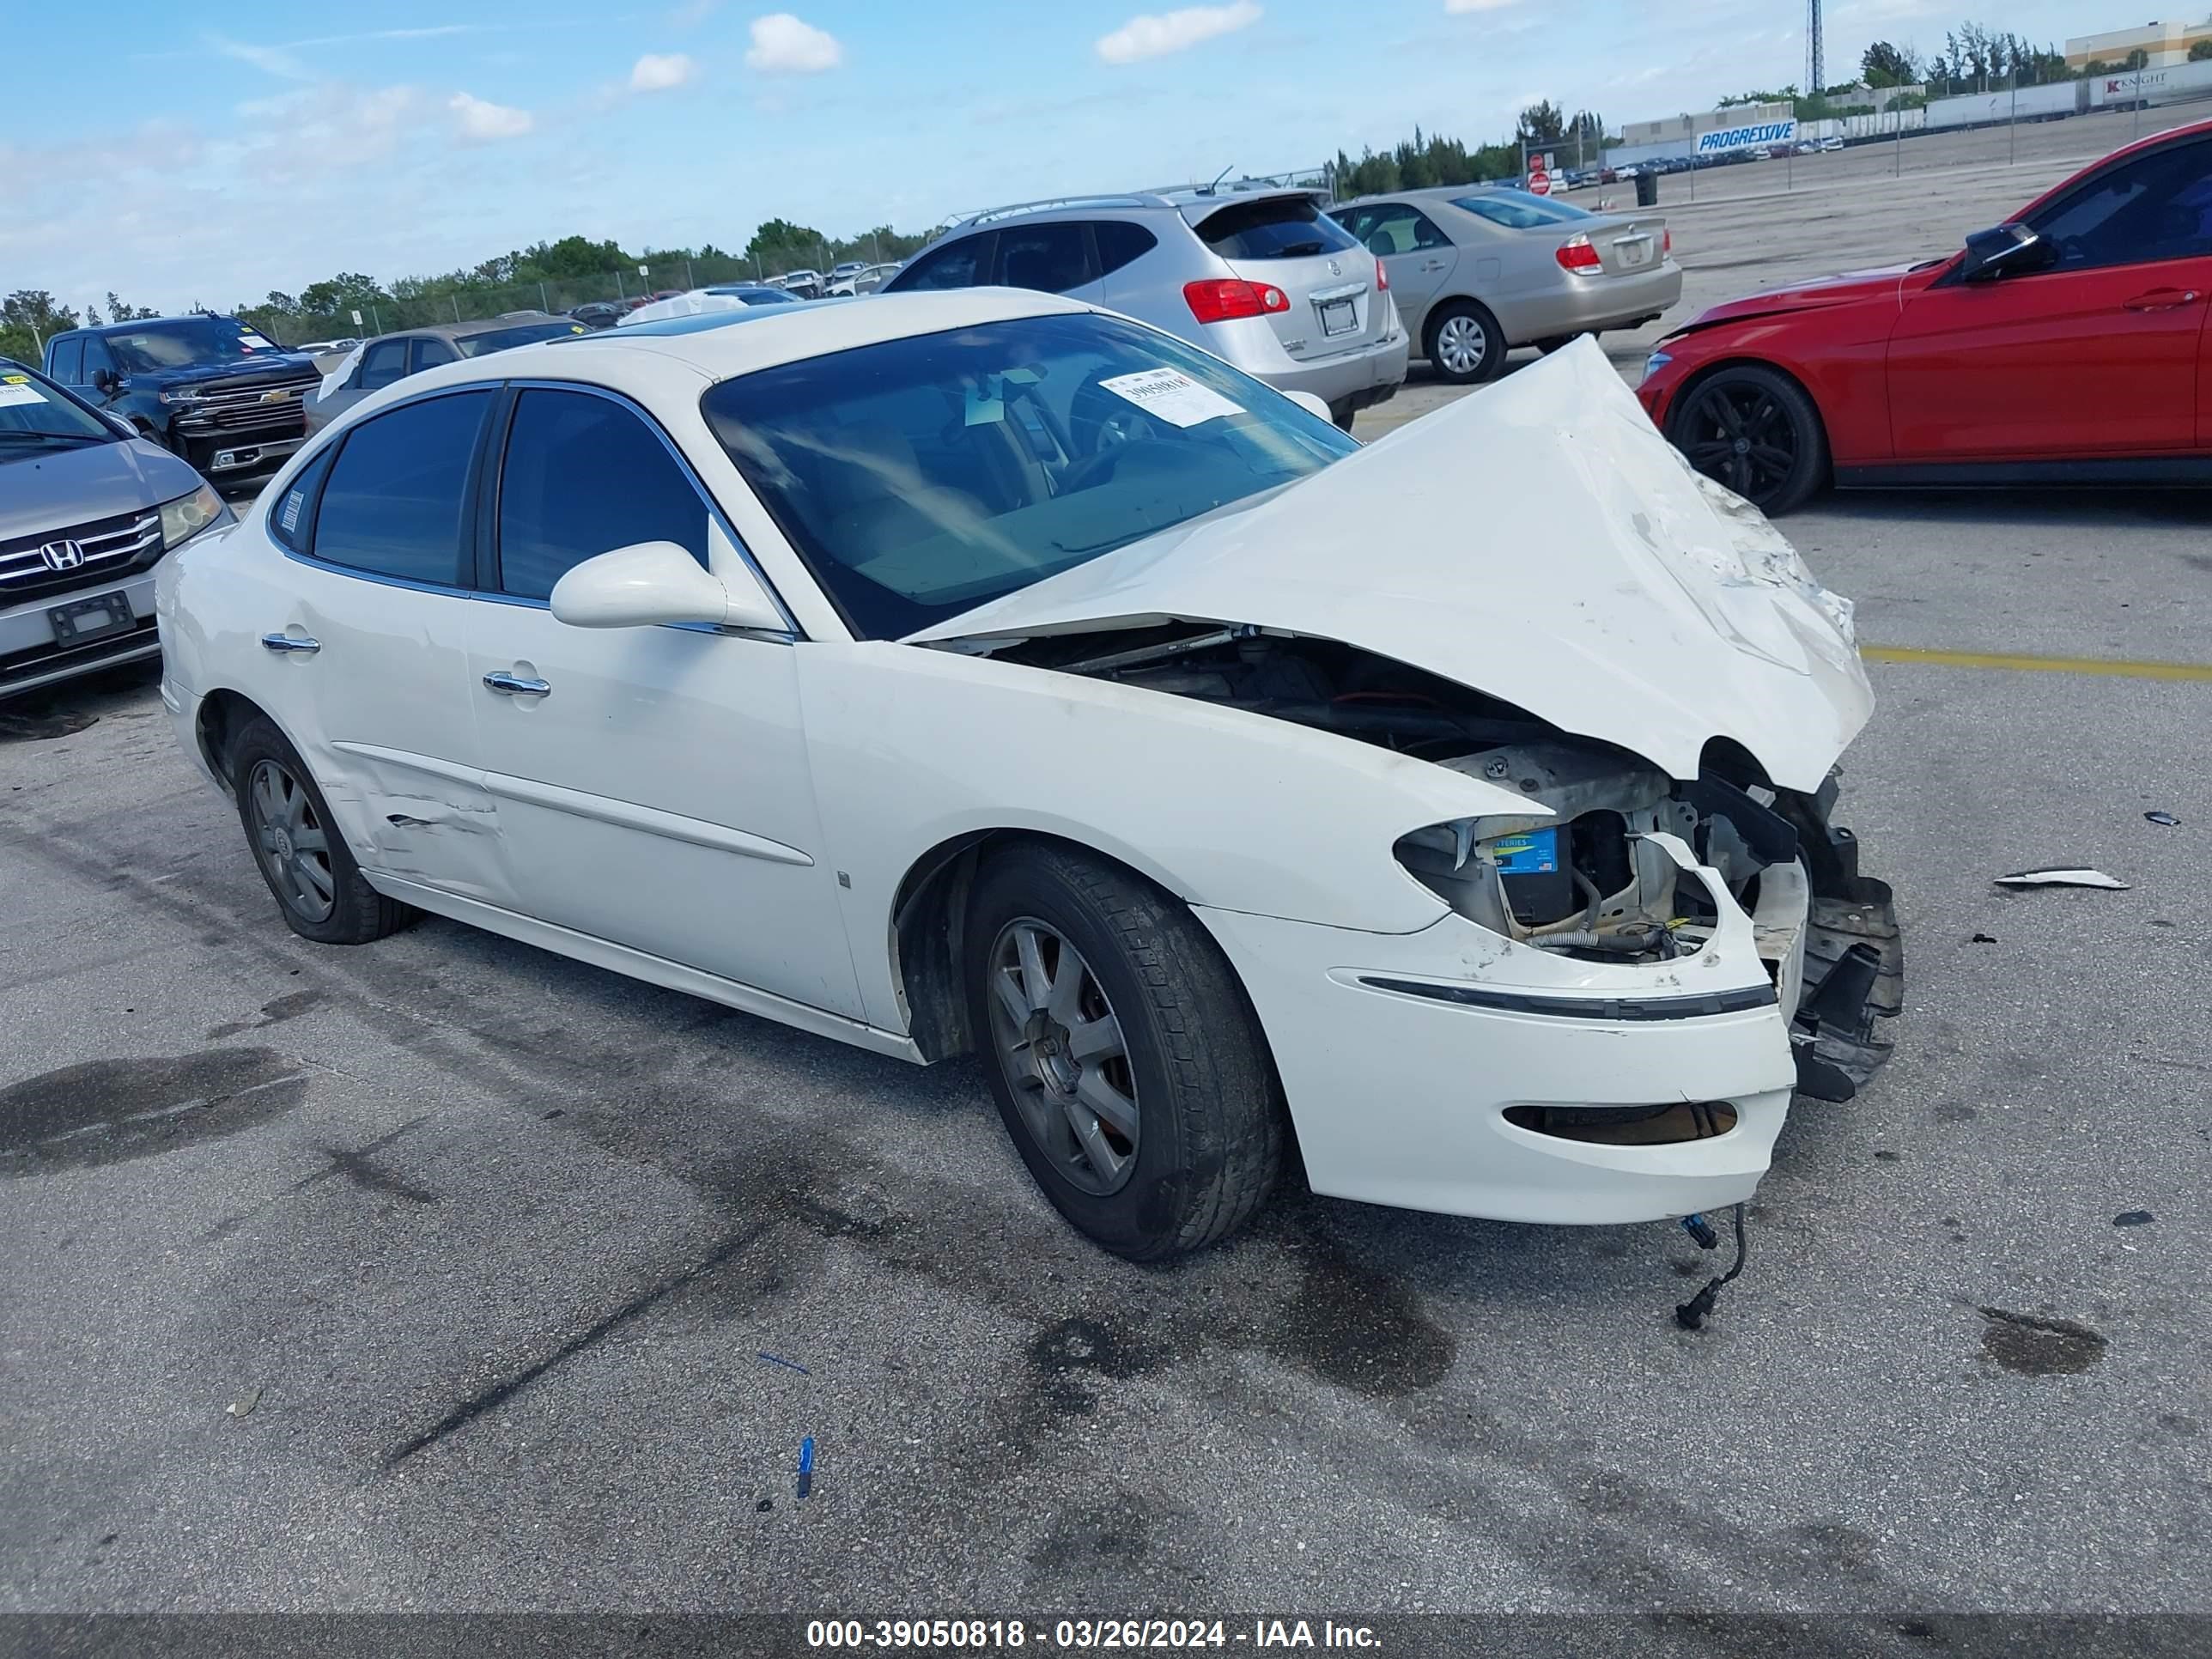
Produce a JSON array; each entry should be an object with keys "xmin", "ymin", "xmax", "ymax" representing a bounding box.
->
[{"xmin": 1860, "ymin": 644, "xmax": 2212, "ymax": 683}]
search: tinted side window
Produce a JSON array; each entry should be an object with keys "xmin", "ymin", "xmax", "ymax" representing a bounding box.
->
[
  {"xmin": 310, "ymin": 391, "xmax": 490, "ymax": 586},
  {"xmin": 995, "ymin": 222, "xmax": 1095, "ymax": 293},
  {"xmin": 356, "ymin": 339, "xmax": 410, "ymax": 391},
  {"xmin": 2032, "ymin": 139, "xmax": 2212, "ymax": 270},
  {"xmin": 269, "ymin": 446, "xmax": 337, "ymax": 554},
  {"xmin": 1343, "ymin": 204, "xmax": 1448, "ymax": 255},
  {"xmin": 887, "ymin": 234, "xmax": 993, "ymax": 291},
  {"xmin": 1095, "ymin": 222, "xmax": 1158, "ymax": 278},
  {"xmin": 495, "ymin": 389, "xmax": 709, "ymax": 602},
  {"xmin": 1194, "ymin": 196, "xmax": 1359, "ymax": 260},
  {"xmin": 412, "ymin": 337, "xmax": 459, "ymax": 371},
  {"xmin": 47, "ymin": 338, "xmax": 84, "ymax": 383}
]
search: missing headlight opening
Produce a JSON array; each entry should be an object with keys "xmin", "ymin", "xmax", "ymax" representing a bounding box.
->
[{"xmin": 1011, "ymin": 624, "xmax": 1821, "ymax": 969}]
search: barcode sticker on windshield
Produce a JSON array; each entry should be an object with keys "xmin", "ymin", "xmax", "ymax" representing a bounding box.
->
[
  {"xmin": 1098, "ymin": 368, "xmax": 1243, "ymax": 428},
  {"xmin": 0, "ymin": 382, "xmax": 44, "ymax": 408},
  {"xmin": 238, "ymin": 333, "xmax": 278, "ymax": 351}
]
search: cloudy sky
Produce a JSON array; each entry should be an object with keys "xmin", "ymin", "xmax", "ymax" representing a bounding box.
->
[{"xmin": 6, "ymin": 0, "xmax": 2107, "ymax": 313}]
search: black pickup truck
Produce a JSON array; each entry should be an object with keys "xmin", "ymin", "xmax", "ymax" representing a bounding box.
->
[{"xmin": 43, "ymin": 315, "xmax": 322, "ymax": 483}]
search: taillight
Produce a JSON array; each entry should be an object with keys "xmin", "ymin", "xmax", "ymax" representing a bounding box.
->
[
  {"xmin": 1662, "ymin": 228, "xmax": 1673, "ymax": 256},
  {"xmin": 1183, "ymin": 279, "xmax": 1291, "ymax": 324},
  {"xmin": 1375, "ymin": 258, "xmax": 1389, "ymax": 292},
  {"xmin": 1555, "ymin": 235, "xmax": 1601, "ymax": 273}
]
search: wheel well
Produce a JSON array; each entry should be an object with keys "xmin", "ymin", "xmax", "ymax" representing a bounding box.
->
[
  {"xmin": 887, "ymin": 828, "xmax": 1186, "ymax": 1065},
  {"xmin": 1420, "ymin": 295, "xmax": 1492, "ymax": 354},
  {"xmin": 1666, "ymin": 356, "xmax": 1832, "ymax": 465},
  {"xmin": 193, "ymin": 688, "xmax": 271, "ymax": 793}
]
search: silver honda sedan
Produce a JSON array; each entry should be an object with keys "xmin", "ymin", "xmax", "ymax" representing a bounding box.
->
[{"xmin": 1332, "ymin": 185, "xmax": 1682, "ymax": 385}]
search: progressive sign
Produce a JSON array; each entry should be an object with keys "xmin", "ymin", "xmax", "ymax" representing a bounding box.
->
[{"xmin": 1694, "ymin": 119, "xmax": 1798, "ymax": 155}]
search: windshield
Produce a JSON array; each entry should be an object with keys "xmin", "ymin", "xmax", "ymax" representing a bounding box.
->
[
  {"xmin": 1450, "ymin": 192, "xmax": 1595, "ymax": 229},
  {"xmin": 103, "ymin": 316, "xmax": 288, "ymax": 374},
  {"xmin": 702, "ymin": 313, "xmax": 1355, "ymax": 640},
  {"xmin": 0, "ymin": 366, "xmax": 117, "ymax": 453},
  {"xmin": 458, "ymin": 320, "xmax": 588, "ymax": 356}
]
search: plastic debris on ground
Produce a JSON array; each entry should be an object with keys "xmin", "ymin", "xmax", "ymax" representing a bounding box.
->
[
  {"xmin": 2113, "ymin": 1211, "xmax": 2154, "ymax": 1227},
  {"xmin": 2145, "ymin": 811, "xmax": 2180, "ymax": 827},
  {"xmin": 227, "ymin": 1387, "xmax": 264, "ymax": 1419},
  {"xmin": 1994, "ymin": 867, "xmax": 2130, "ymax": 890},
  {"xmin": 797, "ymin": 1436, "xmax": 816, "ymax": 1500},
  {"xmin": 757, "ymin": 1352, "xmax": 810, "ymax": 1376}
]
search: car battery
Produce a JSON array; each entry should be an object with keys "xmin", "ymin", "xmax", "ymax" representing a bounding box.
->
[{"xmin": 1494, "ymin": 825, "xmax": 1575, "ymax": 926}]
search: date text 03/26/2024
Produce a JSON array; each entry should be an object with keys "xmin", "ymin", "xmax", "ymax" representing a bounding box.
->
[{"xmin": 805, "ymin": 1620, "xmax": 1382, "ymax": 1649}]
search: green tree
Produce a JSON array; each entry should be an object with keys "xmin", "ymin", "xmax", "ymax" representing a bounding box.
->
[
  {"xmin": 1861, "ymin": 40, "xmax": 1920, "ymax": 87},
  {"xmin": 2192, "ymin": 38, "xmax": 2212, "ymax": 60},
  {"xmin": 1516, "ymin": 100, "xmax": 1565, "ymax": 146},
  {"xmin": 0, "ymin": 289, "xmax": 81, "ymax": 366}
]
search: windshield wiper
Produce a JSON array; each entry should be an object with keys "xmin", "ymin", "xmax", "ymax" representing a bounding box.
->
[
  {"xmin": 1276, "ymin": 240, "xmax": 1326, "ymax": 258},
  {"xmin": 0, "ymin": 430, "xmax": 99, "ymax": 447}
]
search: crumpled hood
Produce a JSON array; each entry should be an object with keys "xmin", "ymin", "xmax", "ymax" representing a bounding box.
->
[
  {"xmin": 908, "ymin": 337, "xmax": 1871, "ymax": 792},
  {"xmin": 1677, "ymin": 262, "xmax": 1927, "ymax": 332}
]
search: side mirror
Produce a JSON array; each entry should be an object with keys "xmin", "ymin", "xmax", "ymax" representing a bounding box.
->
[
  {"xmin": 550, "ymin": 540, "xmax": 786, "ymax": 633},
  {"xmin": 1281, "ymin": 389, "xmax": 1335, "ymax": 424},
  {"xmin": 1960, "ymin": 222, "xmax": 2051, "ymax": 282},
  {"xmin": 92, "ymin": 368, "xmax": 118, "ymax": 394}
]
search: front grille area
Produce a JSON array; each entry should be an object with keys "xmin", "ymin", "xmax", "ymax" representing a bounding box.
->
[
  {"xmin": 172, "ymin": 374, "xmax": 317, "ymax": 438},
  {"xmin": 0, "ymin": 612, "xmax": 159, "ymax": 691},
  {"xmin": 0, "ymin": 508, "xmax": 163, "ymax": 603}
]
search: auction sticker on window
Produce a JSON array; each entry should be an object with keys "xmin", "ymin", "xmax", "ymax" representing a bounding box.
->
[
  {"xmin": 1098, "ymin": 368, "xmax": 1243, "ymax": 428},
  {"xmin": 0, "ymin": 380, "xmax": 45, "ymax": 409}
]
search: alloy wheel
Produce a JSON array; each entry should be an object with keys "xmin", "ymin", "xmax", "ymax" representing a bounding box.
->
[
  {"xmin": 1435, "ymin": 314, "xmax": 1487, "ymax": 377},
  {"xmin": 1679, "ymin": 380, "xmax": 1800, "ymax": 502},
  {"xmin": 247, "ymin": 758, "xmax": 337, "ymax": 925},
  {"xmin": 984, "ymin": 918, "xmax": 1140, "ymax": 1195}
]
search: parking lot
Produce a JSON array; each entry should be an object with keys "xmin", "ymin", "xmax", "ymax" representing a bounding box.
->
[{"xmin": 6, "ymin": 118, "xmax": 2212, "ymax": 1635}]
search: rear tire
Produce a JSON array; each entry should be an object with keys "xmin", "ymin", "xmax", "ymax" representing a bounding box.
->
[
  {"xmin": 1328, "ymin": 399, "xmax": 1357, "ymax": 432},
  {"xmin": 1426, "ymin": 300, "xmax": 1507, "ymax": 385},
  {"xmin": 1535, "ymin": 333, "xmax": 1591, "ymax": 355},
  {"xmin": 1664, "ymin": 363, "xmax": 1829, "ymax": 516},
  {"xmin": 963, "ymin": 841, "xmax": 1283, "ymax": 1260},
  {"xmin": 229, "ymin": 717, "xmax": 414, "ymax": 945}
]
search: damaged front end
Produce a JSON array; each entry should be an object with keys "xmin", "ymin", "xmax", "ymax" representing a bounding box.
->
[{"xmin": 996, "ymin": 621, "xmax": 1902, "ymax": 1115}]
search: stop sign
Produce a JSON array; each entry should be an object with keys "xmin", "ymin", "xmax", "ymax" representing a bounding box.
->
[{"xmin": 1528, "ymin": 166, "xmax": 1552, "ymax": 196}]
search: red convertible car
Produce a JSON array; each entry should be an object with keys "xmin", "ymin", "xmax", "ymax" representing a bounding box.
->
[{"xmin": 1638, "ymin": 118, "xmax": 2212, "ymax": 513}]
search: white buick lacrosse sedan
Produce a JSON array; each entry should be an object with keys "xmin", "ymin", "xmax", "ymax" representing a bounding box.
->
[{"xmin": 158, "ymin": 290, "xmax": 1899, "ymax": 1259}]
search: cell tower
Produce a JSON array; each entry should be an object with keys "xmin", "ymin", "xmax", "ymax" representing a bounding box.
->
[{"xmin": 1807, "ymin": 0, "xmax": 1825, "ymax": 96}]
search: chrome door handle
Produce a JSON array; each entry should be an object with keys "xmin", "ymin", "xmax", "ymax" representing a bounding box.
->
[
  {"xmin": 260, "ymin": 633, "xmax": 319, "ymax": 654},
  {"xmin": 482, "ymin": 671, "xmax": 551, "ymax": 698}
]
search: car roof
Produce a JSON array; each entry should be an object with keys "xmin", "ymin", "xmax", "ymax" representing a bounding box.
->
[{"xmin": 380, "ymin": 289, "xmax": 1087, "ymax": 401}]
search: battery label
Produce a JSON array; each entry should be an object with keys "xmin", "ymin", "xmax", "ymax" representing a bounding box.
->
[{"xmin": 1492, "ymin": 829, "xmax": 1560, "ymax": 875}]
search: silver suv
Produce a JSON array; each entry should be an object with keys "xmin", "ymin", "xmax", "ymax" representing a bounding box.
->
[{"xmin": 884, "ymin": 189, "xmax": 1407, "ymax": 428}]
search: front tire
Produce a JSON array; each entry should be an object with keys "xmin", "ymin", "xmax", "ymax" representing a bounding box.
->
[
  {"xmin": 229, "ymin": 717, "xmax": 413, "ymax": 945},
  {"xmin": 1665, "ymin": 363, "xmax": 1829, "ymax": 515},
  {"xmin": 963, "ymin": 841, "xmax": 1283, "ymax": 1260},
  {"xmin": 1426, "ymin": 300, "xmax": 1507, "ymax": 385}
]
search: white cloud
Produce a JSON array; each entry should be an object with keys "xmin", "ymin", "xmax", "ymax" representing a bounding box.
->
[
  {"xmin": 449, "ymin": 92, "xmax": 535, "ymax": 143},
  {"xmin": 1095, "ymin": 3, "xmax": 1261, "ymax": 65},
  {"xmin": 744, "ymin": 13, "xmax": 843, "ymax": 74},
  {"xmin": 631, "ymin": 52, "xmax": 699, "ymax": 91},
  {"xmin": 211, "ymin": 36, "xmax": 312, "ymax": 81},
  {"xmin": 1444, "ymin": 0, "xmax": 1519, "ymax": 11}
]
